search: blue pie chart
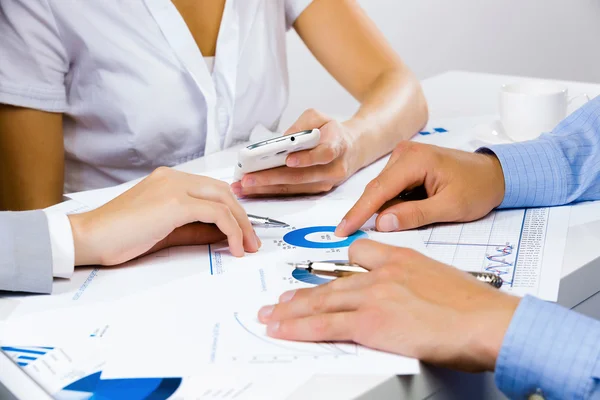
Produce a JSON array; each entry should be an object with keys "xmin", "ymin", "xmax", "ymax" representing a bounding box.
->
[
  {"xmin": 283, "ymin": 226, "xmax": 367, "ymax": 249},
  {"xmin": 291, "ymin": 267, "xmax": 333, "ymax": 285},
  {"xmin": 56, "ymin": 371, "xmax": 182, "ymax": 400}
]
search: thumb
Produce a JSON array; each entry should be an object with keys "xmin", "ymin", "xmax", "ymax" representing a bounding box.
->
[
  {"xmin": 284, "ymin": 109, "xmax": 329, "ymax": 135},
  {"xmin": 375, "ymin": 195, "xmax": 450, "ymax": 232},
  {"xmin": 348, "ymin": 239, "xmax": 400, "ymax": 271}
]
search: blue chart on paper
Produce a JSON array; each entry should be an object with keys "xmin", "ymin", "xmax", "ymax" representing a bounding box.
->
[
  {"xmin": 283, "ymin": 226, "xmax": 367, "ymax": 249},
  {"xmin": 57, "ymin": 372, "xmax": 182, "ymax": 400},
  {"xmin": 291, "ymin": 267, "xmax": 332, "ymax": 285},
  {"xmin": 1, "ymin": 346, "xmax": 54, "ymax": 367},
  {"xmin": 419, "ymin": 127, "xmax": 448, "ymax": 135}
]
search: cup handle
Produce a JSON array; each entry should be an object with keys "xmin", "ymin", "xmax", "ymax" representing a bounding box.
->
[{"xmin": 568, "ymin": 93, "xmax": 591, "ymax": 111}]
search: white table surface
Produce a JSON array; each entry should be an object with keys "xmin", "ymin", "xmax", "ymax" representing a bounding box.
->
[{"xmin": 3, "ymin": 71, "xmax": 600, "ymax": 400}]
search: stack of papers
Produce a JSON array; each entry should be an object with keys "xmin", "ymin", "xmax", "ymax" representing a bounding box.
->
[{"xmin": 0, "ymin": 116, "xmax": 573, "ymax": 399}]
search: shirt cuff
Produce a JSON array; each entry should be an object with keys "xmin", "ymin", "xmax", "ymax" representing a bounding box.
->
[
  {"xmin": 495, "ymin": 295, "xmax": 600, "ymax": 399},
  {"xmin": 43, "ymin": 210, "xmax": 75, "ymax": 279},
  {"xmin": 477, "ymin": 138, "xmax": 568, "ymax": 209}
]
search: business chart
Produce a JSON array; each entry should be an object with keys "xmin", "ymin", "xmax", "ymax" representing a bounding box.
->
[
  {"xmin": 3, "ymin": 344, "xmax": 163, "ymax": 399},
  {"xmin": 3, "ymin": 342, "xmax": 304, "ymax": 400},
  {"xmin": 57, "ymin": 372, "xmax": 181, "ymax": 400},
  {"xmin": 207, "ymin": 200, "xmax": 424, "ymax": 278},
  {"xmin": 2, "ymin": 346, "xmax": 54, "ymax": 368},
  {"xmin": 155, "ymin": 304, "xmax": 419, "ymax": 375},
  {"xmin": 420, "ymin": 206, "xmax": 571, "ymax": 298}
]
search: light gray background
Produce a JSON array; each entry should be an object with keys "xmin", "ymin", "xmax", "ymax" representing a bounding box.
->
[{"xmin": 281, "ymin": 0, "xmax": 600, "ymax": 127}]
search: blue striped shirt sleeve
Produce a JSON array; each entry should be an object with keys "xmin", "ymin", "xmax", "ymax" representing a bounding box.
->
[
  {"xmin": 483, "ymin": 95, "xmax": 600, "ymax": 208},
  {"xmin": 495, "ymin": 296, "xmax": 600, "ymax": 399}
]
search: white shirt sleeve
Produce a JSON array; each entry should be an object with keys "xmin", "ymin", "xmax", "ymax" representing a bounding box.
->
[
  {"xmin": 285, "ymin": 0, "xmax": 314, "ymax": 30},
  {"xmin": 0, "ymin": 0, "xmax": 69, "ymax": 112},
  {"xmin": 43, "ymin": 211, "xmax": 75, "ymax": 279}
]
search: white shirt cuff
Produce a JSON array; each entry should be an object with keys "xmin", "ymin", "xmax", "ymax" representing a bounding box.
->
[{"xmin": 43, "ymin": 210, "xmax": 75, "ymax": 279}]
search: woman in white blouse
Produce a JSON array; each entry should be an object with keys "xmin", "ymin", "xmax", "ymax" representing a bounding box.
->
[{"xmin": 0, "ymin": 0, "xmax": 427, "ymax": 210}]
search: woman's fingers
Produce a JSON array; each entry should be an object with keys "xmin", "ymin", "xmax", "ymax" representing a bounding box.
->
[
  {"xmin": 188, "ymin": 178, "xmax": 260, "ymax": 253},
  {"xmin": 237, "ymin": 161, "xmax": 344, "ymax": 190},
  {"xmin": 183, "ymin": 198, "xmax": 245, "ymax": 257},
  {"xmin": 233, "ymin": 181, "xmax": 335, "ymax": 197},
  {"xmin": 142, "ymin": 223, "xmax": 226, "ymax": 255}
]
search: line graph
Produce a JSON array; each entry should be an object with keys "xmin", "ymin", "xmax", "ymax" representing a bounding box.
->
[
  {"xmin": 419, "ymin": 209, "xmax": 533, "ymax": 288},
  {"xmin": 485, "ymin": 244, "xmax": 515, "ymax": 278}
]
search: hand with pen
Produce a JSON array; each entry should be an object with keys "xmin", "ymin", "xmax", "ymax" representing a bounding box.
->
[
  {"xmin": 258, "ymin": 142, "xmax": 520, "ymax": 372},
  {"xmin": 258, "ymin": 240, "xmax": 520, "ymax": 372}
]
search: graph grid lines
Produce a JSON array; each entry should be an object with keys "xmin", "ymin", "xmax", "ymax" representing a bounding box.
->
[{"xmin": 420, "ymin": 209, "xmax": 530, "ymax": 287}]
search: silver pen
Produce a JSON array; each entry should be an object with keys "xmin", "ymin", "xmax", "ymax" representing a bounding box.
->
[
  {"xmin": 290, "ymin": 261, "xmax": 504, "ymax": 289},
  {"xmin": 288, "ymin": 261, "xmax": 367, "ymax": 278},
  {"xmin": 248, "ymin": 214, "xmax": 289, "ymax": 228}
]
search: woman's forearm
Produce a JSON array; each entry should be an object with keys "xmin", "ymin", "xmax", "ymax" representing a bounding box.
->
[{"xmin": 344, "ymin": 67, "xmax": 428, "ymax": 170}]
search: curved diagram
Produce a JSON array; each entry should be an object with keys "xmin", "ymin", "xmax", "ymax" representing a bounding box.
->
[
  {"xmin": 283, "ymin": 226, "xmax": 367, "ymax": 249},
  {"xmin": 230, "ymin": 312, "xmax": 356, "ymax": 363}
]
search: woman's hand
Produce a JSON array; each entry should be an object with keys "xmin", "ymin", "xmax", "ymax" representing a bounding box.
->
[
  {"xmin": 68, "ymin": 167, "xmax": 260, "ymax": 266},
  {"xmin": 231, "ymin": 109, "xmax": 362, "ymax": 197}
]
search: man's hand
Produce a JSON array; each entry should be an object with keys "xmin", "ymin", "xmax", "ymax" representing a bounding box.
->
[
  {"xmin": 231, "ymin": 109, "xmax": 362, "ymax": 197},
  {"xmin": 258, "ymin": 240, "xmax": 519, "ymax": 372},
  {"xmin": 335, "ymin": 142, "xmax": 506, "ymax": 236},
  {"xmin": 68, "ymin": 167, "xmax": 261, "ymax": 266}
]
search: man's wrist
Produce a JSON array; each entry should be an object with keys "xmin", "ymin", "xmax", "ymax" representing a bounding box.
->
[
  {"xmin": 468, "ymin": 294, "xmax": 520, "ymax": 371},
  {"xmin": 477, "ymin": 150, "xmax": 506, "ymax": 209}
]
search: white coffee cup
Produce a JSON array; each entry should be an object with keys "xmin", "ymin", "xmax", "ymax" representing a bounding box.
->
[{"xmin": 499, "ymin": 81, "xmax": 589, "ymax": 142}]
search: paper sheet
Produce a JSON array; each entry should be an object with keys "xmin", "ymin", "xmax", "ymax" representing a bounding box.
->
[
  {"xmin": 1, "ymin": 341, "xmax": 309, "ymax": 400},
  {"xmin": 4, "ymin": 115, "xmax": 577, "ymax": 396},
  {"xmin": 420, "ymin": 207, "xmax": 570, "ymax": 300},
  {"xmin": 97, "ymin": 273, "xmax": 420, "ymax": 378},
  {"xmin": 6, "ymin": 181, "xmax": 425, "ymax": 382},
  {"xmin": 95, "ymin": 202, "xmax": 424, "ymax": 377},
  {"xmin": 4, "ymin": 197, "xmax": 424, "ymax": 377}
]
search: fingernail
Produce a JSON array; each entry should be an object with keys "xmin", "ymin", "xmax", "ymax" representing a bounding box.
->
[
  {"xmin": 335, "ymin": 219, "xmax": 347, "ymax": 236},
  {"xmin": 254, "ymin": 231, "xmax": 262, "ymax": 249},
  {"xmin": 266, "ymin": 322, "xmax": 280, "ymax": 336},
  {"xmin": 258, "ymin": 305, "xmax": 274, "ymax": 320},
  {"xmin": 287, "ymin": 157, "xmax": 299, "ymax": 167},
  {"xmin": 279, "ymin": 290, "xmax": 296, "ymax": 303},
  {"xmin": 378, "ymin": 214, "xmax": 400, "ymax": 232},
  {"xmin": 243, "ymin": 177, "xmax": 256, "ymax": 187}
]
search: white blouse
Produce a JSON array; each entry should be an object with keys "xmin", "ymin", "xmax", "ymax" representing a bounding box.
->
[{"xmin": 0, "ymin": 0, "xmax": 313, "ymax": 192}]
